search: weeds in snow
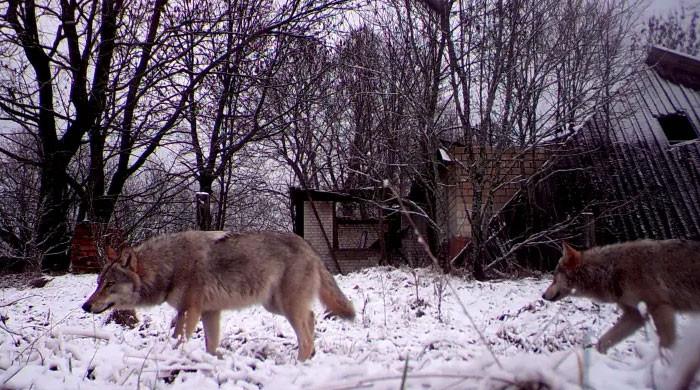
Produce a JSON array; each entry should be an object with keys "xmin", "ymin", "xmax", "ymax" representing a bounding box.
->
[{"xmin": 387, "ymin": 184, "xmax": 502, "ymax": 369}]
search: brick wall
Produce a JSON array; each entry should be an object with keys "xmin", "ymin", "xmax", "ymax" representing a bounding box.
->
[
  {"xmin": 302, "ymin": 201, "xmax": 335, "ymax": 271},
  {"xmin": 70, "ymin": 222, "xmax": 124, "ymax": 274},
  {"xmin": 446, "ymin": 147, "xmax": 548, "ymax": 241}
]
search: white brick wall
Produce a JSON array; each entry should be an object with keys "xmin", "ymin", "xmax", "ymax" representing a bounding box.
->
[
  {"xmin": 301, "ymin": 200, "xmax": 383, "ymax": 274},
  {"xmin": 302, "ymin": 201, "xmax": 335, "ymax": 271}
]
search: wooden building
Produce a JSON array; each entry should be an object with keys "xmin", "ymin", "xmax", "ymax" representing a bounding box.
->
[
  {"xmin": 290, "ymin": 187, "xmax": 427, "ymax": 274},
  {"xmin": 492, "ymin": 46, "xmax": 700, "ymax": 270},
  {"xmin": 293, "ymin": 46, "xmax": 700, "ymax": 274}
]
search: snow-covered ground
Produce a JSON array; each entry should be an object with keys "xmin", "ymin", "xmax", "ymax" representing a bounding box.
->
[{"xmin": 0, "ymin": 267, "xmax": 696, "ymax": 389}]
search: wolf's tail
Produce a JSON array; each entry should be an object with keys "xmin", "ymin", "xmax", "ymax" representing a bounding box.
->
[{"xmin": 318, "ymin": 266, "xmax": 355, "ymax": 320}]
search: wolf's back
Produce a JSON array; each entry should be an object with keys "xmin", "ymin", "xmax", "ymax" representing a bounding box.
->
[
  {"xmin": 657, "ymin": 239, "xmax": 700, "ymax": 311},
  {"xmin": 605, "ymin": 239, "xmax": 700, "ymax": 311}
]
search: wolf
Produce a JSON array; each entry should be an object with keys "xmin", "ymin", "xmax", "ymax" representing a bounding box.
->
[
  {"xmin": 542, "ymin": 239, "xmax": 700, "ymax": 353},
  {"xmin": 82, "ymin": 230, "xmax": 355, "ymax": 361}
]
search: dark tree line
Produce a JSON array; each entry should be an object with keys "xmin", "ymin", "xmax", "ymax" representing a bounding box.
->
[
  {"xmin": 0, "ymin": 0, "xmax": 352, "ymax": 271},
  {"xmin": 0, "ymin": 0, "xmax": 695, "ymax": 276}
]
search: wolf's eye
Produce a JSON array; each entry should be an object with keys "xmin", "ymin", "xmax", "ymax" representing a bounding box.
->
[{"xmin": 105, "ymin": 281, "xmax": 115, "ymax": 288}]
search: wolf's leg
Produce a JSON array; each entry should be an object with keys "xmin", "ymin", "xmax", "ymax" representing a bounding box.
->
[
  {"xmin": 173, "ymin": 311, "xmax": 186, "ymax": 340},
  {"xmin": 649, "ymin": 303, "xmax": 676, "ymax": 349},
  {"xmin": 287, "ymin": 310, "xmax": 315, "ymax": 361},
  {"xmin": 201, "ymin": 310, "xmax": 221, "ymax": 355},
  {"xmin": 183, "ymin": 306, "xmax": 202, "ymax": 340},
  {"xmin": 282, "ymin": 301, "xmax": 315, "ymax": 361},
  {"xmin": 279, "ymin": 263, "xmax": 320, "ymax": 361},
  {"xmin": 307, "ymin": 310, "xmax": 316, "ymax": 358},
  {"xmin": 596, "ymin": 306, "xmax": 645, "ymax": 353}
]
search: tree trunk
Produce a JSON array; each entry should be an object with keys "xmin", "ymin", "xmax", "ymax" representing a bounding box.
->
[
  {"xmin": 197, "ymin": 175, "xmax": 214, "ymax": 231},
  {"xmin": 196, "ymin": 192, "xmax": 211, "ymax": 231},
  {"xmin": 91, "ymin": 196, "xmax": 119, "ymax": 224},
  {"xmin": 37, "ymin": 160, "xmax": 71, "ymax": 272}
]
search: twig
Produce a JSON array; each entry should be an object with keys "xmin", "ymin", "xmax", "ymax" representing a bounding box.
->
[
  {"xmin": 0, "ymin": 295, "xmax": 39, "ymax": 308},
  {"xmin": 379, "ymin": 273, "xmax": 387, "ymax": 327},
  {"xmin": 399, "ymin": 355, "xmax": 410, "ymax": 390},
  {"xmin": 2, "ymin": 366, "xmax": 25, "ymax": 386},
  {"xmin": 50, "ymin": 326, "xmax": 111, "ymax": 340},
  {"xmin": 84, "ymin": 348, "xmax": 99, "ymax": 382},
  {"xmin": 322, "ymin": 372, "xmax": 522, "ymax": 390},
  {"xmin": 19, "ymin": 309, "xmax": 81, "ymax": 360},
  {"xmin": 0, "ymin": 322, "xmax": 23, "ymax": 337},
  {"xmin": 136, "ymin": 345, "xmax": 154, "ymax": 390},
  {"xmin": 120, "ymin": 368, "xmax": 137, "ymax": 386}
]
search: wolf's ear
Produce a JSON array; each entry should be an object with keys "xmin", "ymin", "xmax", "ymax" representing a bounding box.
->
[
  {"xmin": 560, "ymin": 241, "xmax": 581, "ymax": 269},
  {"xmin": 120, "ymin": 248, "xmax": 138, "ymax": 272}
]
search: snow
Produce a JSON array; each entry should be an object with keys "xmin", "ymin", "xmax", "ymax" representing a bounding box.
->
[
  {"xmin": 438, "ymin": 148, "xmax": 452, "ymax": 162},
  {"xmin": 0, "ymin": 267, "xmax": 696, "ymax": 389}
]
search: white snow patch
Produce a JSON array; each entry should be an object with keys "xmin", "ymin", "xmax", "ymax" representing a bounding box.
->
[{"xmin": 0, "ymin": 267, "xmax": 696, "ymax": 389}]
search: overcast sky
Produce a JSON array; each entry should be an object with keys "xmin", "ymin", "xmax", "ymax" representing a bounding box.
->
[{"xmin": 646, "ymin": 0, "xmax": 692, "ymax": 14}]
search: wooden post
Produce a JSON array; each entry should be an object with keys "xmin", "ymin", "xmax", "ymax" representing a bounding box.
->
[
  {"xmin": 583, "ymin": 212, "xmax": 595, "ymax": 247},
  {"xmin": 196, "ymin": 192, "xmax": 211, "ymax": 231}
]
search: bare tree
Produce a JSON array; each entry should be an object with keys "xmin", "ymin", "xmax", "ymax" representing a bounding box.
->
[
  {"xmin": 110, "ymin": 159, "xmax": 194, "ymax": 241},
  {"xmin": 376, "ymin": 2, "xmax": 449, "ymax": 260},
  {"xmin": 0, "ymin": 0, "xmax": 131, "ymax": 270},
  {"xmin": 0, "ymin": 143, "xmax": 40, "ymax": 270},
  {"xmin": 0, "ymin": 0, "xmax": 197, "ymax": 270},
  {"xmin": 413, "ymin": 0, "xmax": 641, "ymax": 277},
  {"xmin": 177, "ymin": 0, "xmax": 352, "ymax": 230},
  {"xmin": 0, "ymin": 0, "xmax": 352, "ymax": 271},
  {"xmin": 267, "ymin": 3, "xmax": 450, "ymax": 263},
  {"xmin": 635, "ymin": 3, "xmax": 700, "ymax": 56},
  {"xmin": 266, "ymin": 38, "xmax": 341, "ymax": 190}
]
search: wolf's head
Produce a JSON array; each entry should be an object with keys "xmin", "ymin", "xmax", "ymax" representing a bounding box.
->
[
  {"xmin": 82, "ymin": 247, "xmax": 142, "ymax": 314},
  {"xmin": 542, "ymin": 242, "xmax": 582, "ymax": 302}
]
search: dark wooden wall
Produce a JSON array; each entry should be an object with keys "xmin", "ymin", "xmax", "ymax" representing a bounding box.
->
[{"xmin": 489, "ymin": 49, "xmax": 700, "ymax": 272}]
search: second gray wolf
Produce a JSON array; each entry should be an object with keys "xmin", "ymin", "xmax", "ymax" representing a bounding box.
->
[
  {"xmin": 82, "ymin": 230, "xmax": 355, "ymax": 361},
  {"xmin": 542, "ymin": 239, "xmax": 700, "ymax": 353}
]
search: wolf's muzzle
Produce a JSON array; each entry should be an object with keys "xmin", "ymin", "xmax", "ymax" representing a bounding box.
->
[{"xmin": 82, "ymin": 301, "xmax": 113, "ymax": 313}]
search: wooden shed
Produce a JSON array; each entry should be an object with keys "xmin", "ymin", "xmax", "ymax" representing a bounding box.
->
[{"xmin": 290, "ymin": 187, "xmax": 428, "ymax": 273}]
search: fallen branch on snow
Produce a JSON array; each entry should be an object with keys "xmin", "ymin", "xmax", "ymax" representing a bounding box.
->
[
  {"xmin": 50, "ymin": 326, "xmax": 110, "ymax": 340},
  {"xmin": 0, "ymin": 295, "xmax": 39, "ymax": 308}
]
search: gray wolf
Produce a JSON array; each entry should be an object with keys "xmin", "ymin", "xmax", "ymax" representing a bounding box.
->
[
  {"xmin": 82, "ymin": 230, "xmax": 355, "ymax": 360},
  {"xmin": 542, "ymin": 239, "xmax": 700, "ymax": 353}
]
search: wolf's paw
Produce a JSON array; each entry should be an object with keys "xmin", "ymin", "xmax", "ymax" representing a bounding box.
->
[{"xmin": 595, "ymin": 340, "xmax": 610, "ymax": 354}]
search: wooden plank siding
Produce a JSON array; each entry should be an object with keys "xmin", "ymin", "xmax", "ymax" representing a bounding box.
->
[{"xmin": 486, "ymin": 47, "xmax": 700, "ymax": 271}]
